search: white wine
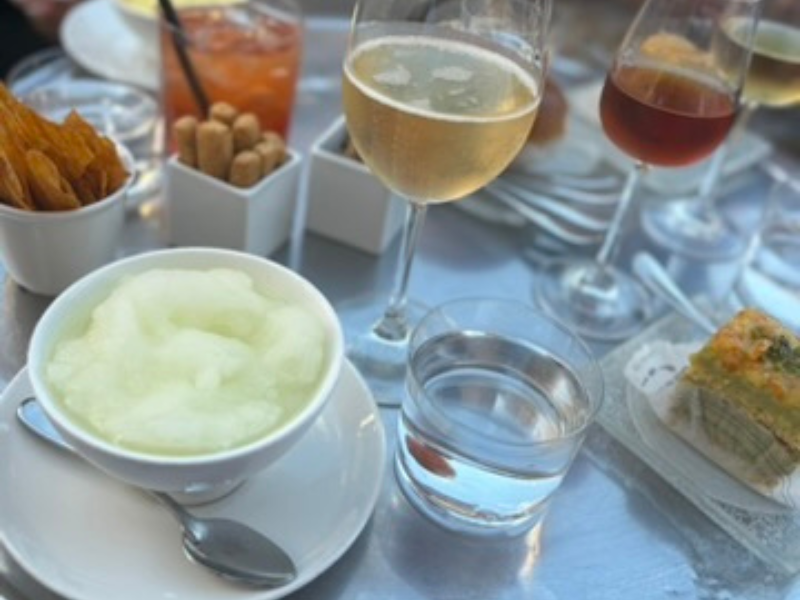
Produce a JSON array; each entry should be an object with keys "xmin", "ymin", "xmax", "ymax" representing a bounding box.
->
[
  {"xmin": 343, "ymin": 34, "xmax": 540, "ymax": 203},
  {"xmin": 722, "ymin": 18, "xmax": 800, "ymax": 107}
]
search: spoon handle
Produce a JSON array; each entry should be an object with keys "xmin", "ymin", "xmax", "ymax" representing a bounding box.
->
[
  {"xmin": 633, "ymin": 252, "xmax": 717, "ymax": 335},
  {"xmin": 150, "ymin": 491, "xmax": 199, "ymax": 539},
  {"xmin": 16, "ymin": 399, "xmax": 75, "ymax": 455}
]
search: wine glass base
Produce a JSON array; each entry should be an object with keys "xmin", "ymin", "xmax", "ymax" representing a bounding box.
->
[
  {"xmin": 641, "ymin": 200, "xmax": 746, "ymax": 261},
  {"xmin": 536, "ymin": 259, "xmax": 652, "ymax": 342},
  {"xmin": 336, "ymin": 294, "xmax": 429, "ymax": 408}
]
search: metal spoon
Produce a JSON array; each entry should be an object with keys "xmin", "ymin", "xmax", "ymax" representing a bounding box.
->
[
  {"xmin": 16, "ymin": 397, "xmax": 297, "ymax": 589},
  {"xmin": 632, "ymin": 252, "xmax": 717, "ymax": 335}
]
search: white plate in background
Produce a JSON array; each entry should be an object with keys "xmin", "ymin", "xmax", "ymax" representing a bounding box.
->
[{"xmin": 61, "ymin": 0, "xmax": 159, "ymax": 91}]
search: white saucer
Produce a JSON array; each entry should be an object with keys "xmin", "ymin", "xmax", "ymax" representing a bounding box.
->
[
  {"xmin": 0, "ymin": 360, "xmax": 385, "ymax": 600},
  {"xmin": 61, "ymin": 0, "xmax": 159, "ymax": 91}
]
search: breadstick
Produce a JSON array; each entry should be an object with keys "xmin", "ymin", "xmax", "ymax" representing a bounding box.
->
[
  {"xmin": 262, "ymin": 131, "xmax": 285, "ymax": 152},
  {"xmin": 196, "ymin": 120, "xmax": 233, "ymax": 181},
  {"xmin": 229, "ymin": 151, "xmax": 262, "ymax": 188},
  {"xmin": 173, "ymin": 115, "xmax": 198, "ymax": 167},
  {"xmin": 260, "ymin": 131, "xmax": 287, "ymax": 169},
  {"xmin": 232, "ymin": 113, "xmax": 261, "ymax": 153},
  {"xmin": 253, "ymin": 141, "xmax": 283, "ymax": 177},
  {"xmin": 209, "ymin": 102, "xmax": 238, "ymax": 126}
]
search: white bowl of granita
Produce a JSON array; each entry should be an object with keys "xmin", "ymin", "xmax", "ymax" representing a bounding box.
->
[{"xmin": 27, "ymin": 247, "xmax": 343, "ymax": 503}]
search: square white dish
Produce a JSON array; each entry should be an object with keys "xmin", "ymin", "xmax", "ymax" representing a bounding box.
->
[
  {"xmin": 304, "ymin": 117, "xmax": 404, "ymax": 255},
  {"xmin": 165, "ymin": 150, "xmax": 302, "ymax": 257}
]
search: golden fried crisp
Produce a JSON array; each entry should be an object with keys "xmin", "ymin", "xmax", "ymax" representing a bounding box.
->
[{"xmin": 0, "ymin": 83, "xmax": 128, "ymax": 211}]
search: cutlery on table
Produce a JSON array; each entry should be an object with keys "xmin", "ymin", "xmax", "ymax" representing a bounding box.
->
[
  {"xmin": 16, "ymin": 398, "xmax": 297, "ymax": 589},
  {"xmin": 485, "ymin": 184, "xmax": 605, "ymax": 246},
  {"xmin": 632, "ymin": 252, "xmax": 717, "ymax": 335}
]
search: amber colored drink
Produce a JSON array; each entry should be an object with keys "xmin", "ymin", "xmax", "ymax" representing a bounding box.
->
[
  {"xmin": 599, "ymin": 63, "xmax": 736, "ymax": 167},
  {"xmin": 160, "ymin": 6, "xmax": 302, "ymax": 145},
  {"xmin": 342, "ymin": 34, "xmax": 539, "ymax": 203}
]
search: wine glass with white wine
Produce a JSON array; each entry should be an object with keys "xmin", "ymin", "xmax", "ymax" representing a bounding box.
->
[{"xmin": 341, "ymin": 0, "xmax": 550, "ymax": 405}]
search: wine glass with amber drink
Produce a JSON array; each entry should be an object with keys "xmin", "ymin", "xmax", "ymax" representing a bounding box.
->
[
  {"xmin": 341, "ymin": 0, "xmax": 550, "ymax": 405},
  {"xmin": 641, "ymin": 0, "xmax": 800, "ymax": 259},
  {"xmin": 536, "ymin": 0, "xmax": 761, "ymax": 341}
]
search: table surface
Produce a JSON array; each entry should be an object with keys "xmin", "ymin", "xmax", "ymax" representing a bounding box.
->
[{"xmin": 2, "ymin": 3, "xmax": 800, "ymax": 599}]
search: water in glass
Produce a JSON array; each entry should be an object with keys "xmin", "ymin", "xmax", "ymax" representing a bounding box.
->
[{"xmin": 396, "ymin": 330, "xmax": 593, "ymax": 538}]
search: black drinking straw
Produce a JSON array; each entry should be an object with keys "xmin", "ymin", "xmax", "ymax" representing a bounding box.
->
[{"xmin": 158, "ymin": 0, "xmax": 210, "ymax": 115}]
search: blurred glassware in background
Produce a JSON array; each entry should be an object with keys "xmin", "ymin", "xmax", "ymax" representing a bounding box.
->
[
  {"xmin": 19, "ymin": 79, "xmax": 158, "ymax": 145},
  {"xmin": 641, "ymin": 1, "xmax": 800, "ymax": 261},
  {"xmin": 735, "ymin": 176, "xmax": 800, "ymax": 332},
  {"xmin": 5, "ymin": 47, "xmax": 83, "ymax": 97}
]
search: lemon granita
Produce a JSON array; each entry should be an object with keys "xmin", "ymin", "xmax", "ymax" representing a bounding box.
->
[{"xmin": 46, "ymin": 268, "xmax": 328, "ymax": 456}]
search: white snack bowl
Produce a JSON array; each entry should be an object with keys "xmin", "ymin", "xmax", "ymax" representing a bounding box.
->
[
  {"xmin": 0, "ymin": 146, "xmax": 134, "ymax": 297},
  {"xmin": 166, "ymin": 149, "xmax": 302, "ymax": 257},
  {"xmin": 27, "ymin": 247, "xmax": 344, "ymax": 502},
  {"xmin": 305, "ymin": 117, "xmax": 404, "ymax": 255}
]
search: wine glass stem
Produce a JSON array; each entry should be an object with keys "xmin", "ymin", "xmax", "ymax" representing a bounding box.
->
[
  {"xmin": 695, "ymin": 102, "xmax": 757, "ymax": 217},
  {"xmin": 596, "ymin": 162, "xmax": 646, "ymax": 270},
  {"xmin": 373, "ymin": 199, "xmax": 428, "ymax": 342}
]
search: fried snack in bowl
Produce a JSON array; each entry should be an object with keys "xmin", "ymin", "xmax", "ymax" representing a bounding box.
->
[{"xmin": 0, "ymin": 84, "xmax": 134, "ymax": 296}]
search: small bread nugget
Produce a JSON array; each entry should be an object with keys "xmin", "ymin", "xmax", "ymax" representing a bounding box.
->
[
  {"xmin": 173, "ymin": 115, "xmax": 198, "ymax": 167},
  {"xmin": 258, "ymin": 131, "xmax": 287, "ymax": 171},
  {"xmin": 232, "ymin": 113, "xmax": 261, "ymax": 153},
  {"xmin": 229, "ymin": 150, "xmax": 262, "ymax": 188},
  {"xmin": 262, "ymin": 131, "xmax": 285, "ymax": 151},
  {"xmin": 253, "ymin": 141, "xmax": 283, "ymax": 177},
  {"xmin": 209, "ymin": 102, "xmax": 238, "ymax": 126},
  {"xmin": 0, "ymin": 149, "xmax": 33, "ymax": 210},
  {"xmin": 196, "ymin": 120, "xmax": 233, "ymax": 181},
  {"xmin": 25, "ymin": 150, "xmax": 81, "ymax": 211}
]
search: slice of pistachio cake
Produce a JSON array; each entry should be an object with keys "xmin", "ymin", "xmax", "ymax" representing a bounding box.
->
[{"xmin": 671, "ymin": 308, "xmax": 800, "ymax": 488}]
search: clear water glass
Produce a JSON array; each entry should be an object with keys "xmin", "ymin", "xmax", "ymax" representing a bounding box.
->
[
  {"xmin": 395, "ymin": 298, "xmax": 603, "ymax": 540},
  {"xmin": 736, "ymin": 177, "xmax": 800, "ymax": 331}
]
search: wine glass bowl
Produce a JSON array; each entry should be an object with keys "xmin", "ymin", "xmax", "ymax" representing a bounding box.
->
[
  {"xmin": 599, "ymin": 52, "xmax": 738, "ymax": 168},
  {"xmin": 340, "ymin": 0, "xmax": 550, "ymax": 404},
  {"xmin": 536, "ymin": 0, "xmax": 761, "ymax": 341},
  {"xmin": 641, "ymin": 1, "xmax": 800, "ymax": 260}
]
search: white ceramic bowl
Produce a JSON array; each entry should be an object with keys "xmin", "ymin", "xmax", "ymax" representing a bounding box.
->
[
  {"xmin": 0, "ymin": 146, "xmax": 134, "ymax": 297},
  {"xmin": 28, "ymin": 248, "xmax": 344, "ymax": 502}
]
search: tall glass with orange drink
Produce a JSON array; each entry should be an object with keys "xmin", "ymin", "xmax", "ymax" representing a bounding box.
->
[{"xmin": 159, "ymin": 0, "xmax": 302, "ymax": 146}]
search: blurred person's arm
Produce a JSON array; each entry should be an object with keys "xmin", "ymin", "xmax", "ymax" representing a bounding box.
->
[{"xmin": 7, "ymin": 0, "xmax": 81, "ymax": 40}]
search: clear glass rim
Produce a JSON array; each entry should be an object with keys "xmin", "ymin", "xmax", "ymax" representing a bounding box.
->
[
  {"xmin": 407, "ymin": 296, "xmax": 605, "ymax": 444},
  {"xmin": 159, "ymin": 0, "xmax": 303, "ymax": 38}
]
